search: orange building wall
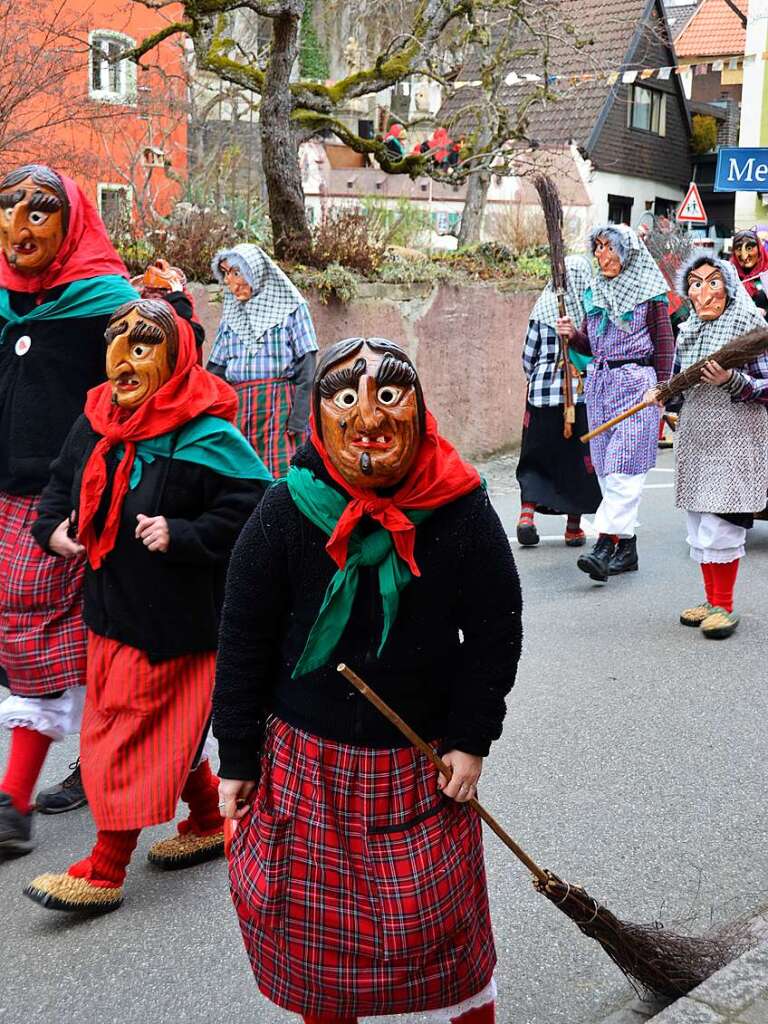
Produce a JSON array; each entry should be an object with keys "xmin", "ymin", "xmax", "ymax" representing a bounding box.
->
[{"xmin": 5, "ymin": 1, "xmax": 188, "ymax": 223}]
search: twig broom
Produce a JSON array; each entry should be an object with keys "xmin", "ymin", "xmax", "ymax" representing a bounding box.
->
[
  {"xmin": 581, "ymin": 328, "xmax": 768, "ymax": 443},
  {"xmin": 533, "ymin": 174, "xmax": 576, "ymax": 438},
  {"xmin": 338, "ymin": 663, "xmax": 745, "ymax": 1000}
]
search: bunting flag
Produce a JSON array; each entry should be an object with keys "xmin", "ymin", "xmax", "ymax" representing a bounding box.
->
[{"xmin": 490, "ymin": 53, "xmax": 762, "ymax": 91}]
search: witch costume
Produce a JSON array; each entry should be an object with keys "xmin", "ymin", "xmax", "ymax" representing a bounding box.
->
[
  {"xmin": 0, "ymin": 165, "xmax": 137, "ymax": 850},
  {"xmin": 208, "ymin": 244, "xmax": 318, "ymax": 477},
  {"xmin": 729, "ymin": 228, "xmax": 768, "ymax": 314},
  {"xmin": 23, "ymin": 299, "xmax": 270, "ymax": 913},
  {"xmin": 568, "ymin": 225, "xmax": 675, "ymax": 581},
  {"xmin": 213, "ymin": 338, "xmax": 522, "ymax": 1023},
  {"xmin": 674, "ymin": 255, "xmax": 768, "ymax": 639},
  {"xmin": 516, "ymin": 255, "xmax": 601, "ymax": 547}
]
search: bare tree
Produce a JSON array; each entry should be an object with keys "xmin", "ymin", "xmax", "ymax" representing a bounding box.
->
[
  {"xmin": 0, "ymin": 0, "xmax": 120, "ymax": 173},
  {"xmin": 124, "ymin": 0, "xmax": 560, "ymax": 259}
]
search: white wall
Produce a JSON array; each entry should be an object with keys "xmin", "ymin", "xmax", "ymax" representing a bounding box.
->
[{"xmin": 584, "ymin": 169, "xmax": 685, "ymax": 232}]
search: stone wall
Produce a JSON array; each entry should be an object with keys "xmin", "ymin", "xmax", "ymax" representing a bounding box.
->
[{"xmin": 188, "ymin": 280, "xmax": 539, "ymax": 459}]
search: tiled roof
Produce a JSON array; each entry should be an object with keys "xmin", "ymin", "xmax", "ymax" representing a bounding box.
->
[
  {"xmin": 665, "ymin": 2, "xmax": 700, "ymax": 34},
  {"xmin": 441, "ymin": 0, "xmax": 679, "ymax": 152},
  {"xmin": 674, "ymin": 0, "xmax": 747, "ymax": 57}
]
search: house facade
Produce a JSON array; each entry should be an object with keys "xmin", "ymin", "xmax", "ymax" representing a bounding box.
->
[
  {"xmin": 520, "ymin": 0, "xmax": 692, "ymax": 230},
  {"xmin": 4, "ymin": 1, "xmax": 188, "ymax": 232}
]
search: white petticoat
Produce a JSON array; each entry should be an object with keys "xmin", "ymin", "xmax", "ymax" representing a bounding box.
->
[{"xmin": 0, "ymin": 685, "xmax": 85, "ymax": 740}]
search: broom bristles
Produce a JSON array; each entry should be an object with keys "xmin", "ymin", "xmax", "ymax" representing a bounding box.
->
[
  {"xmin": 536, "ymin": 872, "xmax": 752, "ymax": 999},
  {"xmin": 658, "ymin": 327, "xmax": 768, "ymax": 403},
  {"xmin": 533, "ymin": 174, "xmax": 566, "ymax": 292}
]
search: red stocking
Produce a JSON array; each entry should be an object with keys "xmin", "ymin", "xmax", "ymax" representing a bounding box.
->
[
  {"xmin": 700, "ymin": 563, "xmax": 715, "ymax": 605},
  {"xmin": 454, "ymin": 999, "xmax": 495, "ymax": 1024},
  {"xmin": 181, "ymin": 758, "xmax": 224, "ymax": 835},
  {"xmin": 68, "ymin": 828, "xmax": 141, "ymax": 887},
  {"xmin": 0, "ymin": 727, "xmax": 53, "ymax": 813},
  {"xmin": 453, "ymin": 1002, "xmax": 495, "ymax": 1024},
  {"xmin": 708, "ymin": 559, "xmax": 740, "ymax": 613}
]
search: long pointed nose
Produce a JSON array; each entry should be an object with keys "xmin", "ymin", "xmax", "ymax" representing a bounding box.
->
[
  {"xmin": 10, "ymin": 205, "xmax": 30, "ymax": 240},
  {"xmin": 356, "ymin": 376, "xmax": 383, "ymax": 432}
]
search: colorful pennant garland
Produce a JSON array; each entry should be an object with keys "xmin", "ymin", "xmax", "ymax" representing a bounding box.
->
[{"xmin": 489, "ymin": 53, "xmax": 767, "ymax": 89}]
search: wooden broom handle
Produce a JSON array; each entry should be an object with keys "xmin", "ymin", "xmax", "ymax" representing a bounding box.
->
[
  {"xmin": 557, "ymin": 292, "xmax": 575, "ymax": 440},
  {"xmin": 580, "ymin": 400, "xmax": 652, "ymax": 444},
  {"xmin": 337, "ymin": 663, "xmax": 548, "ymax": 884}
]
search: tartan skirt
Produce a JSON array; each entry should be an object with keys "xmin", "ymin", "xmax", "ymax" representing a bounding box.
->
[
  {"xmin": 235, "ymin": 378, "xmax": 301, "ymax": 479},
  {"xmin": 0, "ymin": 491, "xmax": 87, "ymax": 697},
  {"xmin": 229, "ymin": 717, "xmax": 496, "ymax": 1017},
  {"xmin": 80, "ymin": 632, "xmax": 215, "ymax": 831}
]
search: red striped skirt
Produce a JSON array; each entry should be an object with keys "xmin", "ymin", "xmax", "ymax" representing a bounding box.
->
[
  {"xmin": 0, "ymin": 491, "xmax": 87, "ymax": 697},
  {"xmin": 234, "ymin": 378, "xmax": 301, "ymax": 479},
  {"xmin": 229, "ymin": 718, "xmax": 496, "ymax": 1017},
  {"xmin": 80, "ymin": 633, "xmax": 215, "ymax": 831}
]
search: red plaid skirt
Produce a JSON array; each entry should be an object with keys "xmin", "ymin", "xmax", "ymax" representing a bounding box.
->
[
  {"xmin": 229, "ymin": 718, "xmax": 496, "ymax": 1017},
  {"xmin": 234, "ymin": 378, "xmax": 300, "ymax": 479},
  {"xmin": 0, "ymin": 491, "xmax": 87, "ymax": 696},
  {"xmin": 81, "ymin": 633, "xmax": 215, "ymax": 831}
]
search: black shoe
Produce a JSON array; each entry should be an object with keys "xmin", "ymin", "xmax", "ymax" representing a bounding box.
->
[
  {"xmin": 35, "ymin": 760, "xmax": 87, "ymax": 815},
  {"xmin": 608, "ymin": 536, "xmax": 639, "ymax": 575},
  {"xmin": 576, "ymin": 535, "xmax": 615, "ymax": 582},
  {"xmin": 516, "ymin": 520, "xmax": 539, "ymax": 546},
  {"xmin": 0, "ymin": 792, "xmax": 35, "ymax": 855}
]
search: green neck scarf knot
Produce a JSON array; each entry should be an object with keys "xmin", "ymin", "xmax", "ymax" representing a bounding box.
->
[{"xmin": 287, "ymin": 465, "xmax": 430, "ymax": 677}]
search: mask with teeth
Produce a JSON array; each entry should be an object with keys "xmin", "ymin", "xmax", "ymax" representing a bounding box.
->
[
  {"xmin": 0, "ymin": 167, "xmax": 67, "ymax": 275},
  {"xmin": 105, "ymin": 299, "xmax": 178, "ymax": 410},
  {"xmin": 316, "ymin": 340, "xmax": 422, "ymax": 490}
]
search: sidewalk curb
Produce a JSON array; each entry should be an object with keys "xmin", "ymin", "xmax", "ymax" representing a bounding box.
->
[
  {"xmin": 594, "ymin": 914, "xmax": 768, "ymax": 1024},
  {"xmin": 649, "ymin": 938, "xmax": 768, "ymax": 1024}
]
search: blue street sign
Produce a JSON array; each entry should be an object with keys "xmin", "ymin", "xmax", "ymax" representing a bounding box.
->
[{"xmin": 715, "ymin": 148, "xmax": 768, "ymax": 191}]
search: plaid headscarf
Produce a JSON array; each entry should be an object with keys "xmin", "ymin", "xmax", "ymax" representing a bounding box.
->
[
  {"xmin": 675, "ymin": 254, "xmax": 766, "ymax": 370},
  {"xmin": 212, "ymin": 243, "xmax": 306, "ymax": 347},
  {"xmin": 529, "ymin": 255, "xmax": 593, "ymax": 329},
  {"xmin": 586, "ymin": 225, "xmax": 668, "ymax": 333}
]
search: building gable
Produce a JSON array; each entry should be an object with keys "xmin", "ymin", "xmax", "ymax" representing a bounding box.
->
[{"xmin": 588, "ymin": 0, "xmax": 691, "ymax": 188}]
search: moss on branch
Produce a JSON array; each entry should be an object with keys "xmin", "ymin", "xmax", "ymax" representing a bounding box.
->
[{"xmin": 121, "ymin": 22, "xmax": 194, "ymax": 63}]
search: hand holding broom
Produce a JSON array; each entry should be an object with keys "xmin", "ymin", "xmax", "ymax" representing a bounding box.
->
[
  {"xmin": 337, "ymin": 662, "xmax": 748, "ymax": 999},
  {"xmin": 580, "ymin": 327, "xmax": 768, "ymax": 444}
]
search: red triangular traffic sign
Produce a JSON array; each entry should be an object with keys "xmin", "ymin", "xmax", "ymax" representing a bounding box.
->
[{"xmin": 676, "ymin": 182, "xmax": 708, "ymax": 224}]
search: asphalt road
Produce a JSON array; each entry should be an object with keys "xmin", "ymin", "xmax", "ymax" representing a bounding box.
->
[{"xmin": 2, "ymin": 447, "xmax": 768, "ymax": 1024}]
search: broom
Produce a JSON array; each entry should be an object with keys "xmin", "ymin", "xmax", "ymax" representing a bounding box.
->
[
  {"xmin": 533, "ymin": 174, "xmax": 576, "ymax": 439},
  {"xmin": 337, "ymin": 663, "xmax": 747, "ymax": 999},
  {"xmin": 581, "ymin": 327, "xmax": 768, "ymax": 444}
]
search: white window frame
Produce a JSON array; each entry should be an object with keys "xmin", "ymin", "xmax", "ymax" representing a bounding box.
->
[
  {"xmin": 89, "ymin": 30, "xmax": 137, "ymax": 104},
  {"xmin": 97, "ymin": 183, "xmax": 133, "ymax": 227},
  {"xmin": 627, "ymin": 85, "xmax": 667, "ymax": 137}
]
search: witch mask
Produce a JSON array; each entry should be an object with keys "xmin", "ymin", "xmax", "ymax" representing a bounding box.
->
[
  {"xmin": 105, "ymin": 299, "xmax": 178, "ymax": 410},
  {"xmin": 594, "ymin": 235, "xmax": 622, "ymax": 279},
  {"xmin": 687, "ymin": 262, "xmax": 727, "ymax": 321},
  {"xmin": 316, "ymin": 339, "xmax": 424, "ymax": 490},
  {"xmin": 733, "ymin": 232, "xmax": 760, "ymax": 272},
  {"xmin": 0, "ymin": 165, "xmax": 68, "ymax": 275}
]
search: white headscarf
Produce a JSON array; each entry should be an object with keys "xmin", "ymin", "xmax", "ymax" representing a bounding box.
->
[
  {"xmin": 529, "ymin": 255, "xmax": 593, "ymax": 329},
  {"xmin": 212, "ymin": 243, "xmax": 305, "ymax": 346},
  {"xmin": 586, "ymin": 225, "xmax": 669, "ymax": 333},
  {"xmin": 675, "ymin": 254, "xmax": 766, "ymax": 370}
]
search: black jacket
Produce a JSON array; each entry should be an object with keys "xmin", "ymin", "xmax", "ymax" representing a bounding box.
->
[
  {"xmin": 0, "ymin": 288, "xmax": 112, "ymax": 495},
  {"xmin": 213, "ymin": 444, "xmax": 523, "ymax": 779},
  {"xmin": 33, "ymin": 414, "xmax": 267, "ymax": 661}
]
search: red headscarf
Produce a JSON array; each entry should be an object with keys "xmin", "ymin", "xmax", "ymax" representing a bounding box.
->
[
  {"xmin": 0, "ymin": 171, "xmax": 128, "ymax": 293},
  {"xmin": 309, "ymin": 408, "xmax": 481, "ymax": 576},
  {"xmin": 730, "ymin": 230, "xmax": 768, "ymax": 300},
  {"xmin": 78, "ymin": 305, "xmax": 238, "ymax": 569}
]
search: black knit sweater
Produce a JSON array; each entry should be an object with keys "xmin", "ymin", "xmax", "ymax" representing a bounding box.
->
[
  {"xmin": 33, "ymin": 414, "xmax": 267, "ymax": 661},
  {"xmin": 213, "ymin": 444, "xmax": 523, "ymax": 779}
]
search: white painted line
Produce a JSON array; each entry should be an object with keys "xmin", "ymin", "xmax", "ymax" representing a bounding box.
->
[
  {"xmin": 643, "ymin": 483, "xmax": 673, "ymax": 489},
  {"xmin": 649, "ymin": 467, "xmax": 674, "ymax": 473}
]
